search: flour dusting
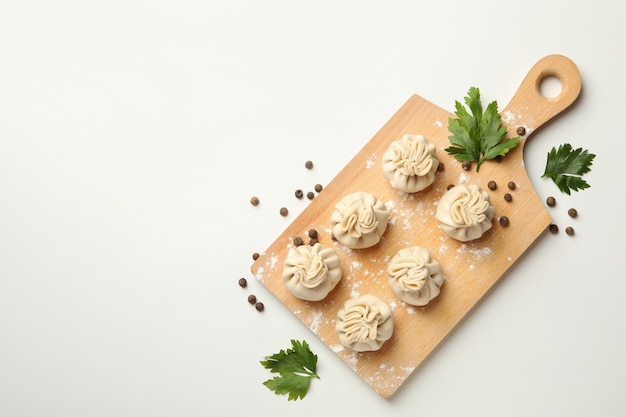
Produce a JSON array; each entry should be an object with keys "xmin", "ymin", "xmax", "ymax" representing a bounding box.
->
[
  {"xmin": 330, "ymin": 344, "xmax": 344, "ymax": 354},
  {"xmin": 255, "ymin": 267, "xmax": 264, "ymax": 281},
  {"xmin": 308, "ymin": 310, "xmax": 324, "ymax": 334}
]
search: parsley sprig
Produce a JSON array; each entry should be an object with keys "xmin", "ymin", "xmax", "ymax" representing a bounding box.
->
[
  {"xmin": 260, "ymin": 339, "xmax": 320, "ymax": 401},
  {"xmin": 445, "ymin": 87, "xmax": 520, "ymax": 171},
  {"xmin": 542, "ymin": 143, "xmax": 595, "ymax": 194}
]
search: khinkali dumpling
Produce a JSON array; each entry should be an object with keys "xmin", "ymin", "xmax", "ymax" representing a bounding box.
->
[
  {"xmin": 387, "ymin": 246, "xmax": 444, "ymax": 306},
  {"xmin": 435, "ymin": 184, "xmax": 494, "ymax": 242},
  {"xmin": 382, "ymin": 134, "xmax": 439, "ymax": 193},
  {"xmin": 282, "ymin": 243, "xmax": 342, "ymax": 301},
  {"xmin": 330, "ymin": 191, "xmax": 390, "ymax": 249},
  {"xmin": 335, "ymin": 294, "xmax": 394, "ymax": 352}
]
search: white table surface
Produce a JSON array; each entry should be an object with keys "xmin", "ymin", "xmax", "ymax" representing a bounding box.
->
[{"xmin": 1, "ymin": 1, "xmax": 624, "ymax": 416}]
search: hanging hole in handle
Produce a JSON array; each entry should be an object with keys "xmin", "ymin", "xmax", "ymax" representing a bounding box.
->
[{"xmin": 538, "ymin": 74, "xmax": 563, "ymax": 99}]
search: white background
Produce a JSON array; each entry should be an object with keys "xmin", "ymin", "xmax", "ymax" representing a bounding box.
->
[{"xmin": 1, "ymin": 1, "xmax": 624, "ymax": 416}]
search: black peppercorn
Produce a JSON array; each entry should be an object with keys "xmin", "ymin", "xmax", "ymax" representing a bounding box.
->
[
  {"xmin": 280, "ymin": 207, "xmax": 289, "ymax": 216},
  {"xmin": 314, "ymin": 184, "xmax": 323, "ymax": 193},
  {"xmin": 295, "ymin": 189, "xmax": 303, "ymax": 199},
  {"xmin": 462, "ymin": 161, "xmax": 472, "ymax": 171},
  {"xmin": 507, "ymin": 181, "xmax": 516, "ymax": 190},
  {"xmin": 437, "ymin": 162, "xmax": 445, "ymax": 172},
  {"xmin": 238, "ymin": 278, "xmax": 247, "ymax": 288},
  {"xmin": 255, "ymin": 302, "xmax": 264, "ymax": 312},
  {"xmin": 447, "ymin": 184, "xmax": 455, "ymax": 190},
  {"xmin": 252, "ymin": 252, "xmax": 260, "ymax": 261},
  {"xmin": 568, "ymin": 208, "xmax": 578, "ymax": 218},
  {"xmin": 305, "ymin": 160, "xmax": 313, "ymax": 169},
  {"xmin": 516, "ymin": 126, "xmax": 526, "ymax": 136},
  {"xmin": 546, "ymin": 196, "xmax": 556, "ymax": 207},
  {"xmin": 306, "ymin": 191, "xmax": 315, "ymax": 200},
  {"xmin": 250, "ymin": 196, "xmax": 259, "ymax": 206},
  {"xmin": 308, "ymin": 229, "xmax": 318, "ymax": 239},
  {"xmin": 309, "ymin": 238, "xmax": 318, "ymax": 246},
  {"xmin": 504, "ymin": 193, "xmax": 513, "ymax": 202},
  {"xmin": 247, "ymin": 294, "xmax": 257, "ymax": 304},
  {"xmin": 293, "ymin": 236, "xmax": 304, "ymax": 246},
  {"xmin": 488, "ymin": 180, "xmax": 497, "ymax": 190},
  {"xmin": 499, "ymin": 216, "xmax": 510, "ymax": 227},
  {"xmin": 549, "ymin": 224, "xmax": 559, "ymax": 234},
  {"xmin": 566, "ymin": 226, "xmax": 575, "ymax": 236}
]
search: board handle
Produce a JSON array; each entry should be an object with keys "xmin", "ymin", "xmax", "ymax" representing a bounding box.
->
[{"xmin": 502, "ymin": 54, "xmax": 582, "ymax": 138}]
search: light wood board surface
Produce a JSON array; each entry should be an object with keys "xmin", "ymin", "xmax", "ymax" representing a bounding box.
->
[{"xmin": 251, "ymin": 54, "xmax": 581, "ymax": 398}]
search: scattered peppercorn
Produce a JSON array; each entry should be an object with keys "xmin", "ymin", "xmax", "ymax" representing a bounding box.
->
[
  {"xmin": 295, "ymin": 189, "xmax": 303, "ymax": 199},
  {"xmin": 306, "ymin": 191, "xmax": 315, "ymax": 200},
  {"xmin": 305, "ymin": 160, "xmax": 313, "ymax": 169},
  {"xmin": 504, "ymin": 193, "xmax": 513, "ymax": 202},
  {"xmin": 309, "ymin": 238, "xmax": 318, "ymax": 246},
  {"xmin": 549, "ymin": 224, "xmax": 559, "ymax": 234},
  {"xmin": 437, "ymin": 162, "xmax": 445, "ymax": 172},
  {"xmin": 314, "ymin": 184, "xmax": 323, "ymax": 193},
  {"xmin": 494, "ymin": 155, "xmax": 503, "ymax": 163},
  {"xmin": 255, "ymin": 302, "xmax": 265, "ymax": 312},
  {"xmin": 462, "ymin": 161, "xmax": 472, "ymax": 171},
  {"xmin": 308, "ymin": 229, "xmax": 318, "ymax": 239},
  {"xmin": 250, "ymin": 196, "xmax": 260, "ymax": 206},
  {"xmin": 488, "ymin": 180, "xmax": 497, "ymax": 190},
  {"xmin": 507, "ymin": 181, "xmax": 516, "ymax": 190},
  {"xmin": 280, "ymin": 207, "xmax": 289, "ymax": 216},
  {"xmin": 516, "ymin": 126, "xmax": 526, "ymax": 136},
  {"xmin": 568, "ymin": 208, "xmax": 578, "ymax": 218},
  {"xmin": 566, "ymin": 227, "xmax": 575, "ymax": 236},
  {"xmin": 252, "ymin": 252, "xmax": 260, "ymax": 261},
  {"xmin": 293, "ymin": 236, "xmax": 304, "ymax": 246},
  {"xmin": 247, "ymin": 294, "xmax": 257, "ymax": 304},
  {"xmin": 546, "ymin": 196, "xmax": 556, "ymax": 207},
  {"xmin": 499, "ymin": 216, "xmax": 510, "ymax": 227},
  {"xmin": 447, "ymin": 184, "xmax": 455, "ymax": 190},
  {"xmin": 238, "ymin": 278, "xmax": 247, "ymax": 288}
]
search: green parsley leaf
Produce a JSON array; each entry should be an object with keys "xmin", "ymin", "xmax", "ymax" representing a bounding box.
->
[
  {"xmin": 445, "ymin": 87, "xmax": 520, "ymax": 171},
  {"xmin": 260, "ymin": 339, "xmax": 320, "ymax": 401},
  {"xmin": 541, "ymin": 143, "xmax": 596, "ymax": 195}
]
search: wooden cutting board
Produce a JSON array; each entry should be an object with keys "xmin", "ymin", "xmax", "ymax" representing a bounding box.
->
[{"xmin": 251, "ymin": 54, "xmax": 581, "ymax": 398}]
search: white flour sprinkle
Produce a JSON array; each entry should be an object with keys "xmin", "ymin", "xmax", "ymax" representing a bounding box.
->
[
  {"xmin": 330, "ymin": 344, "xmax": 344, "ymax": 353},
  {"xmin": 340, "ymin": 246, "xmax": 354, "ymax": 256},
  {"xmin": 468, "ymin": 247, "xmax": 492, "ymax": 260},
  {"xmin": 458, "ymin": 172, "xmax": 469, "ymax": 184},
  {"xmin": 345, "ymin": 352, "xmax": 359, "ymax": 370},
  {"xmin": 351, "ymin": 261, "xmax": 363, "ymax": 271},
  {"xmin": 457, "ymin": 245, "xmax": 493, "ymax": 261},
  {"xmin": 308, "ymin": 310, "xmax": 323, "ymax": 334},
  {"xmin": 255, "ymin": 267, "xmax": 264, "ymax": 281},
  {"xmin": 434, "ymin": 120, "xmax": 443, "ymax": 128},
  {"xmin": 366, "ymin": 159, "xmax": 375, "ymax": 169},
  {"xmin": 269, "ymin": 255, "xmax": 279, "ymax": 269}
]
